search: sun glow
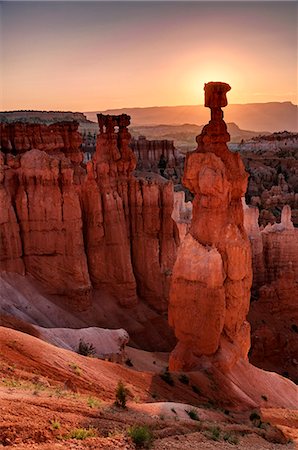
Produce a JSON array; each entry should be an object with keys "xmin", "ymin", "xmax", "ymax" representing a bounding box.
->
[
  {"xmin": 185, "ymin": 66, "xmax": 241, "ymax": 105},
  {"xmin": 1, "ymin": 2, "xmax": 296, "ymax": 110}
]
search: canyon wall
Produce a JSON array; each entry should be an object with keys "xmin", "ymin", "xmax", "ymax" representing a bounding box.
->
[
  {"xmin": 0, "ymin": 121, "xmax": 83, "ymax": 163},
  {"xmin": 168, "ymin": 82, "xmax": 252, "ymax": 371},
  {"xmin": 131, "ymin": 135, "xmax": 179, "ymax": 170},
  {"xmin": 0, "ymin": 110, "xmax": 89, "ymax": 123},
  {"xmin": 244, "ymin": 203, "xmax": 298, "ymax": 381},
  {"xmin": 242, "ymin": 143, "xmax": 298, "ymax": 227},
  {"xmin": 0, "ymin": 117, "xmax": 178, "ymax": 312}
]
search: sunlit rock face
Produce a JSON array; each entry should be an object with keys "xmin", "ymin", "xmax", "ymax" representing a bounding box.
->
[
  {"xmin": 171, "ymin": 191, "xmax": 192, "ymax": 241},
  {"xmin": 169, "ymin": 82, "xmax": 252, "ymax": 371},
  {"xmin": 0, "ymin": 148, "xmax": 92, "ymax": 310},
  {"xmin": 0, "ymin": 115, "xmax": 178, "ymax": 312},
  {"xmin": 86, "ymin": 114, "xmax": 178, "ymax": 310}
]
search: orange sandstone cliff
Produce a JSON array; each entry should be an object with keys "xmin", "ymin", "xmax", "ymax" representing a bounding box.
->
[
  {"xmin": 0, "ymin": 121, "xmax": 83, "ymax": 163},
  {"xmin": 0, "ymin": 118, "xmax": 178, "ymax": 312}
]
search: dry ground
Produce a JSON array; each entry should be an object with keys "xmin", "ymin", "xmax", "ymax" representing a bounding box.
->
[{"xmin": 0, "ymin": 327, "xmax": 297, "ymax": 449}]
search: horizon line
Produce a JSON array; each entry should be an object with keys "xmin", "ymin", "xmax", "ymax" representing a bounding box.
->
[{"xmin": 1, "ymin": 100, "xmax": 296, "ymax": 115}]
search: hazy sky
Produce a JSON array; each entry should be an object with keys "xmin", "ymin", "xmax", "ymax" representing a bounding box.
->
[{"xmin": 1, "ymin": 1, "xmax": 297, "ymax": 111}]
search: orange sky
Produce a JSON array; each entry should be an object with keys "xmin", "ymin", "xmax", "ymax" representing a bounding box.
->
[{"xmin": 1, "ymin": 2, "xmax": 297, "ymax": 111}]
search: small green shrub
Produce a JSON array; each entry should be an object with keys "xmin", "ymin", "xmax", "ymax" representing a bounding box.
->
[
  {"xmin": 67, "ymin": 427, "xmax": 96, "ymax": 440},
  {"xmin": 261, "ymin": 395, "xmax": 268, "ymax": 401},
  {"xmin": 205, "ymin": 426, "xmax": 221, "ymax": 441},
  {"xmin": 69, "ymin": 363, "xmax": 81, "ymax": 376},
  {"xmin": 77, "ymin": 339, "xmax": 96, "ymax": 357},
  {"xmin": 178, "ymin": 374, "xmax": 189, "ymax": 385},
  {"xmin": 250, "ymin": 412, "xmax": 261, "ymax": 422},
  {"xmin": 223, "ymin": 432, "xmax": 239, "ymax": 445},
  {"xmin": 1, "ymin": 377, "xmax": 21, "ymax": 388},
  {"xmin": 125, "ymin": 358, "xmax": 134, "ymax": 367},
  {"xmin": 50, "ymin": 419, "xmax": 60, "ymax": 430},
  {"xmin": 185, "ymin": 408, "xmax": 199, "ymax": 421},
  {"xmin": 160, "ymin": 371, "xmax": 174, "ymax": 386},
  {"xmin": 115, "ymin": 380, "xmax": 127, "ymax": 408},
  {"xmin": 128, "ymin": 425, "xmax": 153, "ymax": 448},
  {"xmin": 250, "ymin": 412, "xmax": 263, "ymax": 427},
  {"xmin": 87, "ymin": 396, "xmax": 101, "ymax": 408}
]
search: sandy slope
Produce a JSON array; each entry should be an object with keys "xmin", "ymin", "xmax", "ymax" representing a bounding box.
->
[
  {"xmin": 36, "ymin": 326, "xmax": 129, "ymax": 361},
  {"xmin": 0, "ymin": 327, "xmax": 297, "ymax": 449},
  {"xmin": 0, "ymin": 272, "xmax": 175, "ymax": 351}
]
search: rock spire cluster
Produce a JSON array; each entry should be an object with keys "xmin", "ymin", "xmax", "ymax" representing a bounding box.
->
[{"xmin": 0, "ymin": 116, "xmax": 178, "ymax": 313}]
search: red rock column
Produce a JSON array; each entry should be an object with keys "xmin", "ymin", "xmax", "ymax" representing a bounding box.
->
[
  {"xmin": 11, "ymin": 149, "xmax": 92, "ymax": 310},
  {"xmin": 169, "ymin": 82, "xmax": 252, "ymax": 371},
  {"xmin": 86, "ymin": 114, "xmax": 138, "ymax": 307},
  {"xmin": 0, "ymin": 152, "xmax": 25, "ymax": 274}
]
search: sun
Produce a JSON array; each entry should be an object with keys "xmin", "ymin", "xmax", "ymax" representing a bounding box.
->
[{"xmin": 185, "ymin": 66, "xmax": 240, "ymax": 104}]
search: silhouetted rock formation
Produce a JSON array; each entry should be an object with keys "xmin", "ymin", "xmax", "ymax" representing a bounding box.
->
[
  {"xmin": 169, "ymin": 82, "xmax": 252, "ymax": 371},
  {"xmin": 0, "ymin": 114, "xmax": 178, "ymax": 312}
]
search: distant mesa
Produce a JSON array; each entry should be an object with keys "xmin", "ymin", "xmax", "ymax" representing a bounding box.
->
[
  {"xmin": 87, "ymin": 101, "xmax": 297, "ymax": 132},
  {"xmin": 0, "ymin": 110, "xmax": 91, "ymax": 124}
]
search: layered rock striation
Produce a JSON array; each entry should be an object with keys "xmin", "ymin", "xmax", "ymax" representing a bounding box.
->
[
  {"xmin": 0, "ymin": 148, "xmax": 92, "ymax": 309},
  {"xmin": 131, "ymin": 135, "xmax": 180, "ymax": 171},
  {"xmin": 0, "ymin": 115, "xmax": 178, "ymax": 312},
  {"xmin": 169, "ymin": 82, "xmax": 252, "ymax": 371},
  {"xmin": 0, "ymin": 121, "xmax": 83, "ymax": 163}
]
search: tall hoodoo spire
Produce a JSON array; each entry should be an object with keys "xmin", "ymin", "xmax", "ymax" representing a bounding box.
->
[{"xmin": 168, "ymin": 82, "xmax": 252, "ymax": 371}]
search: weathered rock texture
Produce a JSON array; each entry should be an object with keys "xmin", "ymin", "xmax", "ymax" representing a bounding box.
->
[
  {"xmin": 169, "ymin": 82, "xmax": 252, "ymax": 371},
  {"xmin": 0, "ymin": 121, "xmax": 83, "ymax": 163},
  {"xmin": 0, "ymin": 148, "xmax": 92, "ymax": 309},
  {"xmin": 131, "ymin": 135, "xmax": 179, "ymax": 170},
  {"xmin": 244, "ymin": 204, "xmax": 298, "ymax": 381},
  {"xmin": 171, "ymin": 191, "xmax": 192, "ymax": 241},
  {"xmin": 241, "ymin": 135, "xmax": 298, "ymax": 226},
  {"xmin": 0, "ymin": 116, "xmax": 178, "ymax": 312},
  {"xmin": 0, "ymin": 111, "xmax": 89, "ymax": 123}
]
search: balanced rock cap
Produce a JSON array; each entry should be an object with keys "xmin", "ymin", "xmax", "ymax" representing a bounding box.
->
[{"xmin": 204, "ymin": 82, "xmax": 231, "ymax": 108}]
